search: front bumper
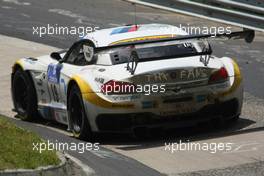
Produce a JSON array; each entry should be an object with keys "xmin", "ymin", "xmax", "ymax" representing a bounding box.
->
[{"xmin": 95, "ymin": 98, "xmax": 239, "ymax": 133}]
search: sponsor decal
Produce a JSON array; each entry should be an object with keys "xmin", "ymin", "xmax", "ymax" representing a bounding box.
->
[
  {"xmin": 95, "ymin": 77, "xmax": 104, "ymax": 84},
  {"xmin": 47, "ymin": 63, "xmax": 63, "ymax": 84},
  {"xmin": 110, "ymin": 25, "xmax": 139, "ymax": 35},
  {"xmin": 60, "ymin": 78, "xmax": 67, "ymax": 95},
  {"xmin": 49, "ymin": 84, "xmax": 60, "ymax": 102},
  {"xmin": 169, "ymin": 71, "xmax": 177, "ymax": 79},
  {"xmin": 144, "ymin": 68, "xmax": 209, "ymax": 83},
  {"xmin": 24, "ymin": 57, "xmax": 37, "ymax": 64},
  {"xmin": 196, "ymin": 94, "xmax": 207, "ymax": 102},
  {"xmin": 35, "ymin": 72, "xmax": 46, "ymax": 86},
  {"xmin": 112, "ymin": 94, "xmax": 140, "ymax": 101},
  {"xmin": 180, "ymin": 68, "xmax": 208, "ymax": 80},
  {"xmin": 145, "ymin": 73, "xmax": 168, "ymax": 82}
]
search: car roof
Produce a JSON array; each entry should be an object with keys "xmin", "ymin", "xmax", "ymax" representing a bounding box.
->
[{"xmin": 83, "ymin": 23, "xmax": 188, "ymax": 47}]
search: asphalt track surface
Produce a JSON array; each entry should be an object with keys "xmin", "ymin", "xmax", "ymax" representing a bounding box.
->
[{"xmin": 0, "ymin": 0, "xmax": 264, "ymax": 175}]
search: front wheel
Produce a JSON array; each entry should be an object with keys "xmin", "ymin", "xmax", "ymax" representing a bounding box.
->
[
  {"xmin": 68, "ymin": 84, "xmax": 93, "ymax": 140},
  {"xmin": 12, "ymin": 69, "xmax": 38, "ymax": 121}
]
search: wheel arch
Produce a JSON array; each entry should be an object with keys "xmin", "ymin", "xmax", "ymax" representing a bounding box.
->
[
  {"xmin": 12, "ymin": 63, "xmax": 36, "ymax": 90},
  {"xmin": 67, "ymin": 75, "xmax": 91, "ymax": 108},
  {"xmin": 12, "ymin": 62, "xmax": 23, "ymax": 74},
  {"xmin": 66, "ymin": 78, "xmax": 93, "ymax": 138}
]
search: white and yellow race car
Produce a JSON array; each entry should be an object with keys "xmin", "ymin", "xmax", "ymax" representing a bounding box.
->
[{"xmin": 11, "ymin": 24, "xmax": 254, "ymax": 139}]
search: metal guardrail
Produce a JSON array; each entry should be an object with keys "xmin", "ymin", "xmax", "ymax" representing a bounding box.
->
[
  {"xmin": 125, "ymin": 0, "xmax": 264, "ymax": 32},
  {"xmin": 231, "ymin": 0, "xmax": 264, "ymax": 8},
  {"xmin": 212, "ymin": 0, "xmax": 264, "ymax": 14}
]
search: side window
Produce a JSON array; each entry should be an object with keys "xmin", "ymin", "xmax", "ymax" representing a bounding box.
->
[
  {"xmin": 67, "ymin": 45, "xmax": 80, "ymax": 64},
  {"xmin": 64, "ymin": 40, "xmax": 95, "ymax": 66},
  {"xmin": 65, "ymin": 43, "xmax": 85, "ymax": 65},
  {"xmin": 64, "ymin": 43, "xmax": 87, "ymax": 66}
]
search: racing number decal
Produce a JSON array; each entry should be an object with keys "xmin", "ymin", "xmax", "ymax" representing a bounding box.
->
[
  {"xmin": 47, "ymin": 63, "xmax": 63, "ymax": 102},
  {"xmin": 50, "ymin": 84, "xmax": 60, "ymax": 102}
]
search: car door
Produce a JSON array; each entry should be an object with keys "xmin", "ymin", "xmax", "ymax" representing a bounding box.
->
[{"xmin": 46, "ymin": 41, "xmax": 90, "ymax": 124}]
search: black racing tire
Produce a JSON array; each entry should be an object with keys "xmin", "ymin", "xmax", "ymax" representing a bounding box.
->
[
  {"xmin": 229, "ymin": 115, "xmax": 240, "ymax": 123},
  {"xmin": 12, "ymin": 69, "xmax": 38, "ymax": 121},
  {"xmin": 68, "ymin": 84, "xmax": 93, "ymax": 140}
]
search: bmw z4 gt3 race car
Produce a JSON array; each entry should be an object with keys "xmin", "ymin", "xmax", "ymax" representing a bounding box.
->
[{"xmin": 11, "ymin": 24, "xmax": 254, "ymax": 139}]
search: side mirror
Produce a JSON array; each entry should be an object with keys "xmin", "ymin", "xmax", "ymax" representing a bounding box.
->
[{"xmin": 50, "ymin": 52, "xmax": 62, "ymax": 61}]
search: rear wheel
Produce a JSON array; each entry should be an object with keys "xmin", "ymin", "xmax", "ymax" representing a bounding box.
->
[
  {"xmin": 12, "ymin": 69, "xmax": 38, "ymax": 121},
  {"xmin": 68, "ymin": 84, "xmax": 92, "ymax": 140}
]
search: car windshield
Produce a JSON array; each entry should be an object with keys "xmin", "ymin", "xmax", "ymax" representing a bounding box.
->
[{"xmin": 136, "ymin": 43, "xmax": 197, "ymax": 60}]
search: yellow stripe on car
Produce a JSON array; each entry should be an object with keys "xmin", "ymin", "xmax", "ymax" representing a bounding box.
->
[
  {"xmin": 217, "ymin": 59, "xmax": 242, "ymax": 97},
  {"xmin": 110, "ymin": 34, "xmax": 176, "ymax": 45},
  {"xmin": 13, "ymin": 59, "xmax": 24, "ymax": 72},
  {"xmin": 71, "ymin": 75, "xmax": 134, "ymax": 109}
]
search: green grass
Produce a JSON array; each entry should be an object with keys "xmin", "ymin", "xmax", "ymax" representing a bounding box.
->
[{"xmin": 0, "ymin": 116, "xmax": 60, "ymax": 170}]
